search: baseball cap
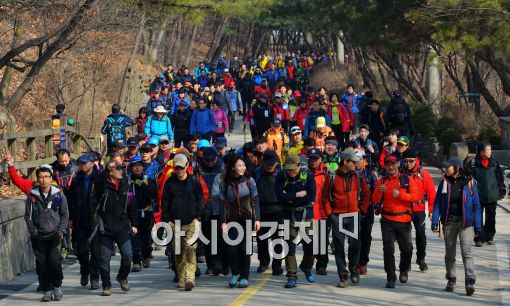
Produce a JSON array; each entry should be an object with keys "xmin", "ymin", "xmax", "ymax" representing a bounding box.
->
[
  {"xmin": 127, "ymin": 137, "xmax": 138, "ymax": 147},
  {"xmin": 353, "ymin": 148, "xmax": 366, "ymax": 158},
  {"xmin": 77, "ymin": 152, "xmax": 95, "ymax": 164},
  {"xmin": 384, "ymin": 155, "xmax": 399, "ymax": 165},
  {"xmin": 272, "ymin": 118, "xmax": 281, "ymax": 127},
  {"xmin": 443, "ymin": 156, "xmax": 463, "ymax": 169},
  {"xmin": 197, "ymin": 139, "xmax": 211, "ymax": 149},
  {"xmin": 39, "ymin": 164, "xmax": 54, "ymax": 175},
  {"xmin": 178, "ymin": 101, "xmax": 187, "ymax": 107},
  {"xmin": 203, "ymin": 147, "xmax": 217, "ymax": 161},
  {"xmin": 284, "ymin": 154, "xmax": 301, "ymax": 170},
  {"xmin": 128, "ymin": 156, "xmax": 144, "ymax": 166},
  {"xmin": 397, "ymin": 136, "xmax": 409, "ymax": 146},
  {"xmin": 290, "ymin": 126, "xmax": 302, "ymax": 135},
  {"xmin": 159, "ymin": 136, "xmax": 170, "ymax": 144},
  {"xmin": 114, "ymin": 139, "xmax": 127, "ymax": 148},
  {"xmin": 139, "ymin": 143, "xmax": 152, "ymax": 152},
  {"xmin": 259, "ymin": 93, "xmax": 268, "ymax": 99},
  {"xmin": 359, "ymin": 124, "xmax": 370, "ymax": 131},
  {"xmin": 401, "ymin": 149, "xmax": 417, "ymax": 159},
  {"xmin": 316, "ymin": 117, "xmax": 326, "ymax": 128},
  {"xmin": 214, "ymin": 137, "xmax": 227, "ymax": 148},
  {"xmin": 307, "ymin": 148, "xmax": 322, "ymax": 159},
  {"xmin": 173, "ymin": 153, "xmax": 188, "ymax": 168},
  {"xmin": 262, "ymin": 150, "xmax": 279, "ymax": 165},
  {"xmin": 275, "ymin": 92, "xmax": 283, "ymax": 98},
  {"xmin": 325, "ymin": 136, "xmax": 338, "ymax": 146},
  {"xmin": 341, "ymin": 149, "xmax": 361, "ymax": 162}
]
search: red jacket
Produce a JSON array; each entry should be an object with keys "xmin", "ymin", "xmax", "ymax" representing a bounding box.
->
[
  {"xmin": 8, "ymin": 166, "xmax": 35, "ymax": 195},
  {"xmin": 272, "ymin": 103, "xmax": 290, "ymax": 122},
  {"xmin": 372, "ymin": 174, "xmax": 421, "ymax": 223},
  {"xmin": 312, "ymin": 163, "xmax": 329, "ymax": 220},
  {"xmin": 254, "ymin": 85, "xmax": 272, "ymax": 100},
  {"xmin": 291, "ymin": 107, "xmax": 309, "ymax": 131},
  {"xmin": 405, "ymin": 165, "xmax": 436, "ymax": 213},
  {"xmin": 379, "ymin": 145, "xmax": 396, "ymax": 169},
  {"xmin": 286, "ymin": 65, "xmax": 295, "ymax": 80},
  {"xmin": 323, "ymin": 170, "xmax": 370, "ymax": 216},
  {"xmin": 327, "ymin": 102, "xmax": 351, "ymax": 132}
]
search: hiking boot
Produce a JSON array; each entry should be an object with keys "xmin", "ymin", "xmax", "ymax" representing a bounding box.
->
[
  {"xmin": 465, "ymin": 279, "xmax": 475, "ymax": 296},
  {"xmin": 475, "ymin": 240, "xmax": 483, "ymax": 247},
  {"xmin": 53, "ymin": 287, "xmax": 63, "ymax": 301},
  {"xmin": 256, "ymin": 265, "xmax": 268, "ymax": 273},
  {"xmin": 131, "ymin": 263, "xmax": 141, "ymax": 272},
  {"xmin": 284, "ymin": 278, "xmax": 297, "ymax": 288},
  {"xmin": 272, "ymin": 267, "xmax": 284, "ymax": 276},
  {"xmin": 237, "ymin": 279, "xmax": 249, "ymax": 288},
  {"xmin": 358, "ymin": 265, "xmax": 367, "ymax": 275},
  {"xmin": 350, "ymin": 269, "xmax": 360, "ymax": 284},
  {"xmin": 399, "ymin": 271, "xmax": 408, "ymax": 283},
  {"xmin": 142, "ymin": 258, "xmax": 150, "ymax": 268},
  {"xmin": 445, "ymin": 277, "xmax": 456, "ymax": 292},
  {"xmin": 41, "ymin": 291, "xmax": 52, "ymax": 302},
  {"xmin": 90, "ymin": 279, "xmax": 100, "ymax": 290},
  {"xmin": 417, "ymin": 259, "xmax": 428, "ymax": 272},
  {"xmin": 486, "ymin": 240, "xmax": 494, "ymax": 245},
  {"xmin": 197, "ymin": 256, "xmax": 206, "ymax": 263},
  {"xmin": 117, "ymin": 277, "xmax": 130, "ymax": 292},
  {"xmin": 184, "ymin": 279, "xmax": 195, "ymax": 291},
  {"xmin": 316, "ymin": 267, "xmax": 327, "ymax": 275},
  {"xmin": 229, "ymin": 275, "xmax": 239, "ymax": 288},
  {"xmin": 337, "ymin": 272, "xmax": 349, "ymax": 288},
  {"xmin": 385, "ymin": 279, "xmax": 396, "ymax": 288},
  {"xmin": 101, "ymin": 288, "xmax": 112, "ymax": 296},
  {"xmin": 80, "ymin": 274, "xmax": 89, "ymax": 286},
  {"xmin": 299, "ymin": 264, "xmax": 315, "ymax": 283}
]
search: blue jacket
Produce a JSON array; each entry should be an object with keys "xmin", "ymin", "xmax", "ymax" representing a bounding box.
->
[
  {"xmin": 341, "ymin": 93, "xmax": 361, "ymax": 113},
  {"xmin": 226, "ymin": 90, "xmax": 242, "ymax": 113},
  {"xmin": 194, "ymin": 67, "xmax": 209, "ymax": 79},
  {"xmin": 144, "ymin": 159, "xmax": 162, "ymax": 181},
  {"xmin": 170, "ymin": 97, "xmax": 191, "ymax": 115},
  {"xmin": 253, "ymin": 73, "xmax": 263, "ymax": 85},
  {"xmin": 432, "ymin": 177, "xmax": 482, "ymax": 232},
  {"xmin": 197, "ymin": 76, "xmax": 210, "ymax": 88},
  {"xmin": 144, "ymin": 114, "xmax": 174, "ymax": 143},
  {"xmin": 146, "ymin": 98, "xmax": 163, "ymax": 113},
  {"xmin": 265, "ymin": 69, "xmax": 279, "ymax": 87},
  {"xmin": 190, "ymin": 108, "xmax": 216, "ymax": 136}
]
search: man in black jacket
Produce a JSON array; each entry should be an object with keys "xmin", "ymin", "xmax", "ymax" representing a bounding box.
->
[
  {"xmin": 68, "ymin": 153, "xmax": 101, "ymax": 290},
  {"xmin": 162, "ymin": 153, "xmax": 204, "ymax": 291},
  {"xmin": 25, "ymin": 165, "xmax": 69, "ymax": 302},
  {"xmin": 172, "ymin": 101, "xmax": 192, "ymax": 148},
  {"xmin": 467, "ymin": 141, "xmax": 504, "ymax": 247},
  {"xmin": 255, "ymin": 150, "xmax": 284, "ymax": 275},
  {"xmin": 252, "ymin": 93, "xmax": 273, "ymax": 137},
  {"xmin": 96, "ymin": 162, "xmax": 138, "ymax": 296}
]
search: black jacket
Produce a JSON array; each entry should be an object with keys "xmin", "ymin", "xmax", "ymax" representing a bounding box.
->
[
  {"xmin": 68, "ymin": 168, "xmax": 101, "ymax": 227},
  {"xmin": 252, "ymin": 102, "xmax": 273, "ymax": 133},
  {"xmin": 25, "ymin": 185, "xmax": 69, "ymax": 238},
  {"xmin": 95, "ymin": 178, "xmax": 138, "ymax": 234},
  {"xmin": 255, "ymin": 166, "xmax": 283, "ymax": 215},
  {"xmin": 129, "ymin": 173, "xmax": 157, "ymax": 211},
  {"xmin": 161, "ymin": 174, "xmax": 204, "ymax": 225},
  {"xmin": 171, "ymin": 109, "xmax": 192, "ymax": 134},
  {"xmin": 275, "ymin": 170, "xmax": 316, "ymax": 221},
  {"xmin": 467, "ymin": 156, "xmax": 504, "ymax": 203}
]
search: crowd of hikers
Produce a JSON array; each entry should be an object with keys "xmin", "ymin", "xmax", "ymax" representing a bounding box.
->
[{"xmin": 3, "ymin": 50, "xmax": 505, "ymax": 302}]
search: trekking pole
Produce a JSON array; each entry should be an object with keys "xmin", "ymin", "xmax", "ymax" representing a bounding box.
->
[{"xmin": 243, "ymin": 123, "xmax": 247, "ymax": 143}]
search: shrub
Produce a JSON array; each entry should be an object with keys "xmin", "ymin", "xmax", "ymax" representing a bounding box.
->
[
  {"xmin": 438, "ymin": 128, "xmax": 463, "ymax": 154},
  {"xmin": 478, "ymin": 127, "xmax": 501, "ymax": 147},
  {"xmin": 410, "ymin": 103, "xmax": 437, "ymax": 138}
]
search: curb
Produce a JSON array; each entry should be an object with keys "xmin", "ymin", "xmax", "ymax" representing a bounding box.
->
[{"xmin": 497, "ymin": 201, "xmax": 510, "ymax": 213}]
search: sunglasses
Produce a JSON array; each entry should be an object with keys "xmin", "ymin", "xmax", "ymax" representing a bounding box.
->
[
  {"xmin": 174, "ymin": 166, "xmax": 186, "ymax": 170},
  {"xmin": 160, "ymin": 141, "xmax": 170, "ymax": 145},
  {"xmin": 403, "ymin": 159, "xmax": 416, "ymax": 164}
]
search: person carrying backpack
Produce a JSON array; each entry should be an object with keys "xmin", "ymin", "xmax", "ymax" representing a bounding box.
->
[
  {"xmin": 386, "ymin": 90, "xmax": 413, "ymax": 137},
  {"xmin": 219, "ymin": 156, "xmax": 261, "ymax": 289},
  {"xmin": 144, "ymin": 105, "xmax": 174, "ymax": 145},
  {"xmin": 101, "ymin": 104, "xmax": 134, "ymax": 154},
  {"xmin": 372, "ymin": 155, "xmax": 420, "ymax": 289},
  {"xmin": 322, "ymin": 149, "xmax": 371, "ymax": 288}
]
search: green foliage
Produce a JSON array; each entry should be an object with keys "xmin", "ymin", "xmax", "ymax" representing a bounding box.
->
[
  {"xmin": 478, "ymin": 127, "xmax": 501, "ymax": 146},
  {"xmin": 410, "ymin": 103, "xmax": 437, "ymax": 138},
  {"xmin": 438, "ymin": 128, "xmax": 463, "ymax": 154},
  {"xmin": 434, "ymin": 116, "xmax": 456, "ymax": 139}
]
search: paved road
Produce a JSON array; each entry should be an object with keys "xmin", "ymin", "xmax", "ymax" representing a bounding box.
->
[{"xmin": 1, "ymin": 125, "xmax": 509, "ymax": 305}]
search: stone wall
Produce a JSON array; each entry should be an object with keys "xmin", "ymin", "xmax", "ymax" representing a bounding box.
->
[{"xmin": 0, "ymin": 197, "xmax": 35, "ymax": 281}]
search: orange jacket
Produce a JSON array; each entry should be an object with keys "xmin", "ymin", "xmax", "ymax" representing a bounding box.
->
[
  {"xmin": 312, "ymin": 163, "xmax": 329, "ymax": 220},
  {"xmin": 323, "ymin": 170, "xmax": 370, "ymax": 216},
  {"xmin": 406, "ymin": 166, "xmax": 436, "ymax": 213},
  {"xmin": 372, "ymin": 174, "xmax": 421, "ymax": 223},
  {"xmin": 309, "ymin": 126, "xmax": 334, "ymax": 151},
  {"xmin": 264, "ymin": 127, "xmax": 289, "ymax": 159}
]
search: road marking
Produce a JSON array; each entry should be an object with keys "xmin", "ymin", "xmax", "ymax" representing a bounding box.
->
[
  {"xmin": 496, "ymin": 242, "xmax": 510, "ymax": 305},
  {"xmin": 228, "ymin": 272, "xmax": 271, "ymax": 306}
]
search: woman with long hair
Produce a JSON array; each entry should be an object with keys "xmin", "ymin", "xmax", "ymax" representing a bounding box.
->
[
  {"xmin": 431, "ymin": 156, "xmax": 481, "ymax": 296},
  {"xmin": 219, "ymin": 156, "xmax": 260, "ymax": 288}
]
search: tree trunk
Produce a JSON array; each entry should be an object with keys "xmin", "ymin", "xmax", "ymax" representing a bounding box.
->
[
  {"xmin": 206, "ymin": 17, "xmax": 229, "ymax": 63},
  {"xmin": 184, "ymin": 24, "xmax": 198, "ymax": 67},
  {"xmin": 6, "ymin": 0, "xmax": 97, "ymax": 111},
  {"xmin": 118, "ymin": 13, "xmax": 145, "ymax": 110},
  {"xmin": 210, "ymin": 35, "xmax": 229, "ymax": 66},
  {"xmin": 172, "ymin": 18, "xmax": 186, "ymax": 66},
  {"xmin": 148, "ymin": 19, "xmax": 168, "ymax": 63},
  {"xmin": 467, "ymin": 59, "xmax": 505, "ymax": 116},
  {"xmin": 0, "ymin": 13, "xmax": 25, "ymax": 107},
  {"xmin": 243, "ymin": 23, "xmax": 254, "ymax": 59}
]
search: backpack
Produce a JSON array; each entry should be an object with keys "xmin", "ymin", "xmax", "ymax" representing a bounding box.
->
[
  {"xmin": 224, "ymin": 177, "xmax": 255, "ymax": 219},
  {"xmin": 391, "ymin": 100, "xmax": 408, "ymax": 125},
  {"xmin": 329, "ymin": 170, "xmax": 363, "ymax": 205},
  {"xmin": 107, "ymin": 116, "xmax": 125, "ymax": 143}
]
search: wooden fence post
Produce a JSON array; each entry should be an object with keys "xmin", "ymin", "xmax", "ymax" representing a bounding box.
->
[
  {"xmin": 72, "ymin": 122, "xmax": 82, "ymax": 155},
  {"xmin": 7, "ymin": 122, "xmax": 17, "ymax": 161},
  {"xmin": 26, "ymin": 122, "xmax": 36, "ymax": 180},
  {"xmin": 44, "ymin": 120, "xmax": 54, "ymax": 159}
]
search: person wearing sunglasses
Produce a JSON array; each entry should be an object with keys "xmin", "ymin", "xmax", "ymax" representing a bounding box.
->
[{"xmin": 401, "ymin": 149, "xmax": 436, "ymax": 272}]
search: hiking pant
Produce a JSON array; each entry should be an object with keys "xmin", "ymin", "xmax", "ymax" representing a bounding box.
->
[
  {"xmin": 73, "ymin": 225, "xmax": 100, "ymax": 281},
  {"xmin": 331, "ymin": 214, "xmax": 360, "ymax": 275},
  {"xmin": 381, "ymin": 218, "xmax": 412, "ymax": 281},
  {"xmin": 285, "ymin": 219, "xmax": 314, "ymax": 280},
  {"xmin": 331, "ymin": 124, "xmax": 343, "ymax": 147},
  {"xmin": 171, "ymin": 222, "xmax": 198, "ymax": 283},
  {"xmin": 174, "ymin": 131, "xmax": 189, "ymax": 148},
  {"xmin": 99, "ymin": 231, "xmax": 132, "ymax": 289},
  {"xmin": 226, "ymin": 219, "xmax": 251, "ymax": 279},
  {"xmin": 203, "ymin": 216, "xmax": 228, "ymax": 271},
  {"xmin": 228, "ymin": 111, "xmax": 236, "ymax": 132},
  {"xmin": 131, "ymin": 212, "xmax": 154, "ymax": 264},
  {"xmin": 443, "ymin": 219, "xmax": 476, "ymax": 282},
  {"xmin": 198, "ymin": 132, "xmax": 212, "ymax": 142},
  {"xmin": 32, "ymin": 232, "xmax": 63, "ymax": 291},
  {"xmin": 257, "ymin": 211, "xmax": 283, "ymax": 271},
  {"xmin": 315, "ymin": 218, "xmax": 331, "ymax": 270},
  {"xmin": 477, "ymin": 201, "xmax": 497, "ymax": 242},
  {"xmin": 359, "ymin": 209, "xmax": 375, "ymax": 266},
  {"xmin": 412, "ymin": 211, "xmax": 427, "ymax": 261}
]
